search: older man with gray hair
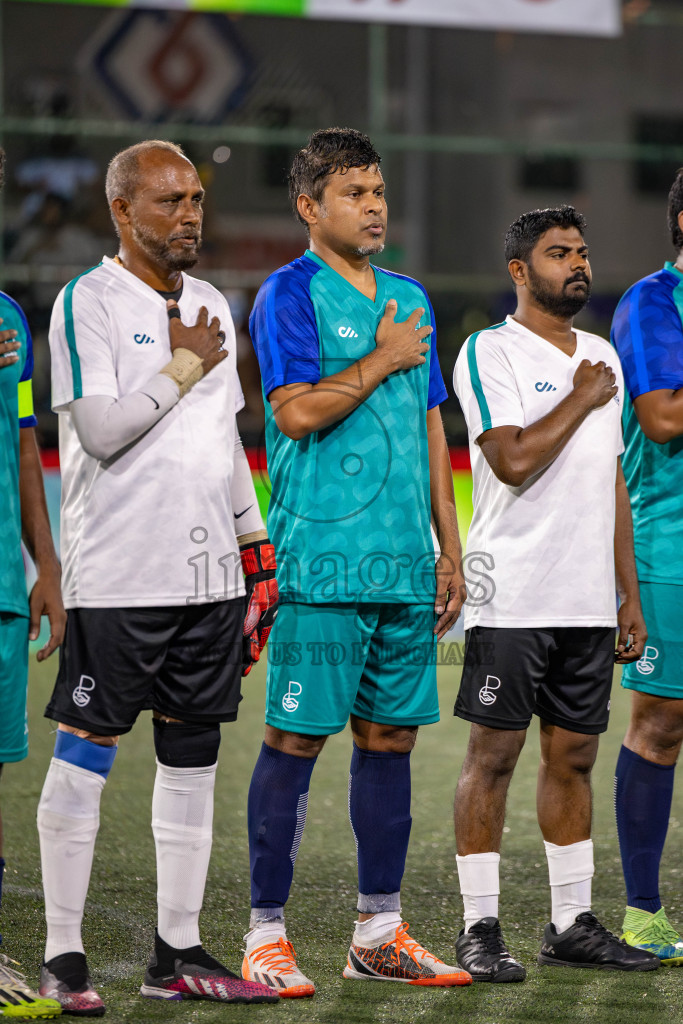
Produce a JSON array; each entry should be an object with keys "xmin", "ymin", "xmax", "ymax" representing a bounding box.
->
[{"xmin": 36, "ymin": 140, "xmax": 278, "ymax": 1014}]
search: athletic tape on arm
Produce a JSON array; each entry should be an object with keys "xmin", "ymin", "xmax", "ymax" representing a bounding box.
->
[{"xmin": 159, "ymin": 348, "xmax": 203, "ymax": 398}]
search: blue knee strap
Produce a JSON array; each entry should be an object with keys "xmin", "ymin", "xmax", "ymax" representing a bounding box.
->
[{"xmin": 54, "ymin": 731, "xmax": 117, "ymax": 778}]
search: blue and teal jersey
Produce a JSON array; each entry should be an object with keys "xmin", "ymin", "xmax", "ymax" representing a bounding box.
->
[
  {"xmin": 611, "ymin": 262, "xmax": 683, "ymax": 584},
  {"xmin": 0, "ymin": 292, "xmax": 37, "ymax": 617},
  {"xmin": 250, "ymin": 249, "xmax": 447, "ymax": 604}
]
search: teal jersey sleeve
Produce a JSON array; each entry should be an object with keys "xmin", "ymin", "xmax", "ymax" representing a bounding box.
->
[{"xmin": 0, "ymin": 291, "xmax": 35, "ymax": 616}]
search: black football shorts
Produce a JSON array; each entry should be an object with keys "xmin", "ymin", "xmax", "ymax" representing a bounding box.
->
[
  {"xmin": 454, "ymin": 625, "xmax": 615, "ymax": 734},
  {"xmin": 45, "ymin": 599, "xmax": 245, "ymax": 736}
]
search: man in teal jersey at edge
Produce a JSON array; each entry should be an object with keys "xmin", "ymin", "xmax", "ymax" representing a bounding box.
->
[
  {"xmin": 612, "ymin": 166, "xmax": 683, "ymax": 964},
  {"xmin": 241, "ymin": 128, "xmax": 471, "ymax": 996},
  {"xmin": 0, "ymin": 142, "xmax": 66, "ymax": 1018}
]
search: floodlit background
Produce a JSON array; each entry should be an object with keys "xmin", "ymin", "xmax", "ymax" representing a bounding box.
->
[
  {"xmin": 1, "ymin": 0, "xmax": 681, "ymax": 452},
  {"xmin": 7, "ymin": 4, "xmax": 683, "ymax": 1022}
]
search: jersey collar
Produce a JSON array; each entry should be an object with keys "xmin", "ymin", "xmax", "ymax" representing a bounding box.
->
[
  {"xmin": 303, "ymin": 249, "xmax": 386, "ymax": 311},
  {"xmin": 104, "ymin": 254, "xmax": 185, "ymax": 304}
]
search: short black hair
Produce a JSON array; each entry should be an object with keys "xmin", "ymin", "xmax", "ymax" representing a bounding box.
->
[
  {"xmin": 667, "ymin": 168, "xmax": 683, "ymax": 251},
  {"xmin": 504, "ymin": 205, "xmax": 587, "ymax": 264},
  {"xmin": 288, "ymin": 127, "xmax": 381, "ymax": 227}
]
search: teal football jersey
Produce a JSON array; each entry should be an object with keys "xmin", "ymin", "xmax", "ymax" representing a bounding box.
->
[
  {"xmin": 612, "ymin": 264, "xmax": 683, "ymax": 584},
  {"xmin": 0, "ymin": 292, "xmax": 37, "ymax": 616},
  {"xmin": 250, "ymin": 250, "xmax": 447, "ymax": 604}
]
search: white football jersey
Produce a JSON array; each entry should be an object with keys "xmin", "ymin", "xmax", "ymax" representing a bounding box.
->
[
  {"xmin": 453, "ymin": 315, "xmax": 624, "ymax": 629},
  {"xmin": 51, "ymin": 256, "xmax": 246, "ymax": 608}
]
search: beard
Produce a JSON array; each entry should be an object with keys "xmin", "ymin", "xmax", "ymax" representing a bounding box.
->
[
  {"xmin": 526, "ymin": 264, "xmax": 591, "ymax": 319},
  {"xmin": 352, "ymin": 242, "xmax": 385, "ymax": 257},
  {"xmin": 132, "ymin": 221, "xmax": 201, "ymax": 271}
]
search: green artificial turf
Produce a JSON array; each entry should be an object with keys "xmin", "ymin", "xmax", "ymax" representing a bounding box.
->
[{"xmin": 3, "ymin": 658, "xmax": 683, "ymax": 1024}]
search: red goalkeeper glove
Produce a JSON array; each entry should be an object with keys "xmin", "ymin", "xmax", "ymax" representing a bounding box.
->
[{"xmin": 240, "ymin": 539, "xmax": 278, "ymax": 676}]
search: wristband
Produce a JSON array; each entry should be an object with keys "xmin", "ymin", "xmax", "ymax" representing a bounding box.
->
[{"xmin": 159, "ymin": 348, "xmax": 203, "ymax": 398}]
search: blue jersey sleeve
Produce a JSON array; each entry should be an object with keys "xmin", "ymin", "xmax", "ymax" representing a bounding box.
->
[
  {"xmin": 611, "ymin": 272, "xmax": 683, "ymax": 401},
  {"xmin": 249, "ymin": 260, "xmax": 321, "ymax": 399},
  {"xmin": 417, "ymin": 286, "xmax": 448, "ymax": 409}
]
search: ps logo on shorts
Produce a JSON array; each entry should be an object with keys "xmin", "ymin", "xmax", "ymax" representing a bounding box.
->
[
  {"xmin": 282, "ymin": 681, "xmax": 302, "ymax": 713},
  {"xmin": 73, "ymin": 675, "xmax": 96, "ymax": 708},
  {"xmin": 636, "ymin": 646, "xmax": 659, "ymax": 676},
  {"xmin": 479, "ymin": 674, "xmax": 501, "ymax": 706}
]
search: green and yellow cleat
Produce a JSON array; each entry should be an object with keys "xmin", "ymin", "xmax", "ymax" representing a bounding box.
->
[
  {"xmin": 622, "ymin": 907, "xmax": 683, "ymax": 965},
  {"xmin": 0, "ymin": 954, "xmax": 61, "ymax": 1018}
]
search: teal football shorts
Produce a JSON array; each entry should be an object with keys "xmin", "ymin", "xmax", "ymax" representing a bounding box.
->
[
  {"xmin": 265, "ymin": 602, "xmax": 440, "ymax": 735},
  {"xmin": 0, "ymin": 613, "xmax": 29, "ymax": 762},
  {"xmin": 622, "ymin": 581, "xmax": 683, "ymax": 699}
]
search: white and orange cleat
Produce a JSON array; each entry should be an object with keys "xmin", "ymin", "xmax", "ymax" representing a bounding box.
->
[
  {"xmin": 242, "ymin": 937, "xmax": 315, "ymax": 998},
  {"xmin": 343, "ymin": 921, "xmax": 472, "ymax": 987}
]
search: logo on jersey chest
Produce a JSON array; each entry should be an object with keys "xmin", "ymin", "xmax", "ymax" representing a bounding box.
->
[
  {"xmin": 535, "ymin": 381, "xmax": 557, "ymax": 392},
  {"xmin": 338, "ymin": 326, "xmax": 359, "ymax": 339},
  {"xmin": 134, "ymin": 333, "xmax": 156, "ymax": 345}
]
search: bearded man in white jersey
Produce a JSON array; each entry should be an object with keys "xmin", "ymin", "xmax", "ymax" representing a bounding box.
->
[
  {"xmin": 36, "ymin": 140, "xmax": 278, "ymax": 1014},
  {"xmin": 452, "ymin": 206, "xmax": 659, "ymax": 980}
]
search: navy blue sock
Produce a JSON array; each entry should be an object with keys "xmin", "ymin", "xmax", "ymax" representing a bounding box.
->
[
  {"xmin": 248, "ymin": 743, "xmax": 316, "ymax": 909},
  {"xmin": 615, "ymin": 744, "xmax": 675, "ymax": 913},
  {"xmin": 349, "ymin": 743, "xmax": 411, "ymax": 913}
]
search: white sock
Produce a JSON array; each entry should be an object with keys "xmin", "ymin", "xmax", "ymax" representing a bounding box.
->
[
  {"xmin": 38, "ymin": 757, "xmax": 105, "ymax": 961},
  {"xmin": 456, "ymin": 852, "xmax": 500, "ymax": 931},
  {"xmin": 544, "ymin": 839, "xmax": 594, "ymax": 933},
  {"xmin": 353, "ymin": 911, "xmax": 402, "ymax": 947},
  {"xmin": 152, "ymin": 760, "xmax": 216, "ymax": 950},
  {"xmin": 245, "ymin": 917, "xmax": 287, "ymax": 954}
]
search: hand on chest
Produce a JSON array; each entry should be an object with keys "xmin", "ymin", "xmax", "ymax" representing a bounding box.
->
[
  {"xmin": 514, "ymin": 340, "xmax": 620, "ymax": 427},
  {"xmin": 112, "ymin": 297, "xmax": 230, "ymax": 391},
  {"xmin": 318, "ymin": 296, "xmax": 428, "ymax": 366}
]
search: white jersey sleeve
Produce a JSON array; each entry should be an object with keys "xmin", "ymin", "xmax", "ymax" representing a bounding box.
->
[
  {"xmin": 454, "ymin": 328, "xmax": 525, "ymax": 441},
  {"xmin": 50, "ymin": 265, "xmax": 119, "ymax": 411},
  {"xmin": 214, "ymin": 291, "xmax": 245, "ymax": 415}
]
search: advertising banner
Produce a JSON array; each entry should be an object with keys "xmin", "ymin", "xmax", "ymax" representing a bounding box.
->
[
  {"xmin": 18, "ymin": 0, "xmax": 622, "ymax": 38},
  {"xmin": 307, "ymin": 0, "xmax": 621, "ymax": 37}
]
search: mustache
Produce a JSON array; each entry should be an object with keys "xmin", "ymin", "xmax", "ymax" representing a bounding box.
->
[
  {"xmin": 169, "ymin": 231, "xmax": 200, "ymax": 243},
  {"xmin": 565, "ymin": 271, "xmax": 590, "ymax": 287}
]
